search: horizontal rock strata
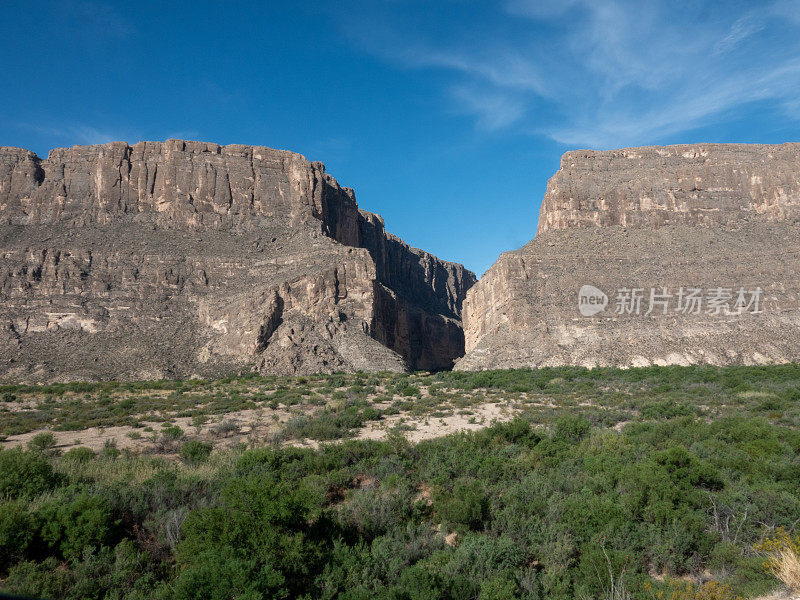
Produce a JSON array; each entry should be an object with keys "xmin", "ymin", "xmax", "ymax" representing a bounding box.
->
[
  {"xmin": 457, "ymin": 143, "xmax": 800, "ymax": 370},
  {"xmin": 0, "ymin": 140, "xmax": 475, "ymax": 382}
]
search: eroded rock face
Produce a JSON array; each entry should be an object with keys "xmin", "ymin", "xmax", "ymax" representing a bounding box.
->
[
  {"xmin": 0, "ymin": 140, "xmax": 475, "ymax": 382},
  {"xmin": 538, "ymin": 144, "xmax": 800, "ymax": 232},
  {"xmin": 457, "ymin": 143, "xmax": 800, "ymax": 371}
]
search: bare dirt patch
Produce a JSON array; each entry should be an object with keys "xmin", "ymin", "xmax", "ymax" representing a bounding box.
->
[{"xmin": 1, "ymin": 396, "xmax": 526, "ymax": 455}]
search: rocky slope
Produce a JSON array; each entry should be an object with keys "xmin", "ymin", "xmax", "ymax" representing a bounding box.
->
[
  {"xmin": 0, "ymin": 140, "xmax": 475, "ymax": 382},
  {"xmin": 457, "ymin": 143, "xmax": 800, "ymax": 370}
]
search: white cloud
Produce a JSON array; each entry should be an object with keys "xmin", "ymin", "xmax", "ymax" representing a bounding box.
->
[
  {"xmin": 350, "ymin": 0, "xmax": 800, "ymax": 148},
  {"xmin": 450, "ymin": 85, "xmax": 526, "ymax": 130},
  {"xmin": 18, "ymin": 123, "xmax": 132, "ymax": 148},
  {"xmin": 398, "ymin": 47, "xmax": 549, "ymax": 96},
  {"xmin": 713, "ymin": 13, "xmax": 765, "ymax": 55},
  {"xmin": 68, "ymin": 125, "xmax": 125, "ymax": 145}
]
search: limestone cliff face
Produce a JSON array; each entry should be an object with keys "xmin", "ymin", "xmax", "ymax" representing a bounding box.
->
[
  {"xmin": 457, "ymin": 143, "xmax": 800, "ymax": 371},
  {"xmin": 0, "ymin": 140, "xmax": 361, "ymax": 240},
  {"xmin": 538, "ymin": 143, "xmax": 800, "ymax": 233},
  {"xmin": 0, "ymin": 140, "xmax": 475, "ymax": 382}
]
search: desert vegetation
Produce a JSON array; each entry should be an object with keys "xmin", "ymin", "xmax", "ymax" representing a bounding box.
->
[{"xmin": 0, "ymin": 364, "xmax": 799, "ymax": 599}]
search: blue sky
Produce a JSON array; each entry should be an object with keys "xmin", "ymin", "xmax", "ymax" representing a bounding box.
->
[{"xmin": 3, "ymin": 1, "xmax": 800, "ymax": 275}]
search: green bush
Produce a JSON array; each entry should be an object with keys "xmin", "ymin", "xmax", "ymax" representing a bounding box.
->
[
  {"xmin": 0, "ymin": 500, "xmax": 36, "ymax": 571},
  {"xmin": 337, "ymin": 484, "xmax": 416, "ymax": 540},
  {"xmin": 2, "ymin": 540, "xmax": 162, "ymax": 600},
  {"xmin": 284, "ymin": 406, "xmax": 368, "ymax": 440},
  {"xmin": 161, "ymin": 425, "xmax": 185, "ymax": 441},
  {"xmin": 553, "ymin": 414, "xmax": 592, "ymax": 443},
  {"xmin": 63, "ymin": 446, "xmax": 97, "ymax": 463},
  {"xmin": 401, "ymin": 385, "xmax": 421, "ymax": 397},
  {"xmin": 640, "ymin": 401, "xmax": 695, "ymax": 420},
  {"xmin": 177, "ymin": 473, "xmax": 327, "ymax": 598},
  {"xmin": 652, "ymin": 446, "xmax": 724, "ymax": 492},
  {"xmin": 101, "ymin": 439, "xmax": 121, "ymax": 459},
  {"xmin": 1, "ymin": 557, "xmax": 74, "ymax": 599},
  {"xmin": 390, "ymin": 563, "xmax": 474, "ymax": 600},
  {"xmin": 0, "ymin": 447, "xmax": 59, "ymax": 499},
  {"xmin": 484, "ymin": 417, "xmax": 541, "ymax": 446},
  {"xmin": 171, "ymin": 546, "xmax": 279, "ymax": 600},
  {"xmin": 479, "ymin": 571, "xmax": 521, "ymax": 600},
  {"xmin": 434, "ymin": 479, "xmax": 488, "ymax": 529},
  {"xmin": 37, "ymin": 490, "xmax": 118, "ymax": 560},
  {"xmin": 361, "ymin": 406, "xmax": 382, "ymax": 422},
  {"xmin": 27, "ymin": 431, "xmax": 57, "ymax": 453},
  {"xmin": 180, "ymin": 440, "xmax": 213, "ymax": 464}
]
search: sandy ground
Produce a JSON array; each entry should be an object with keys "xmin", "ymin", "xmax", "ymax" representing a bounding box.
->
[
  {"xmin": 356, "ymin": 401, "xmax": 516, "ymax": 443},
  {"xmin": 1, "ymin": 398, "xmax": 526, "ymax": 454}
]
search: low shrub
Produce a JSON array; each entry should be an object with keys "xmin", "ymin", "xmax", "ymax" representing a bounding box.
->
[
  {"xmin": 433, "ymin": 479, "xmax": 488, "ymax": 530},
  {"xmin": 754, "ymin": 528, "xmax": 800, "ymax": 594},
  {"xmin": 553, "ymin": 414, "xmax": 592, "ymax": 443},
  {"xmin": 27, "ymin": 432, "xmax": 58, "ymax": 454},
  {"xmin": 62, "ymin": 446, "xmax": 96, "ymax": 463},
  {"xmin": 400, "ymin": 385, "xmax": 421, "ymax": 397},
  {"xmin": 37, "ymin": 490, "xmax": 118, "ymax": 561},
  {"xmin": 180, "ymin": 440, "xmax": 212, "ymax": 465},
  {"xmin": 161, "ymin": 425, "xmax": 185, "ymax": 441},
  {"xmin": 0, "ymin": 500, "xmax": 36, "ymax": 571},
  {"xmin": 101, "ymin": 439, "xmax": 121, "ymax": 459},
  {"xmin": 0, "ymin": 447, "xmax": 59, "ymax": 499},
  {"xmin": 211, "ymin": 419, "xmax": 240, "ymax": 437}
]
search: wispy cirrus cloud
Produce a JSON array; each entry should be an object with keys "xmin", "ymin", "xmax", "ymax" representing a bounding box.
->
[
  {"xmin": 345, "ymin": 0, "xmax": 800, "ymax": 149},
  {"xmin": 713, "ymin": 13, "xmax": 766, "ymax": 55},
  {"xmin": 397, "ymin": 47, "xmax": 550, "ymax": 96},
  {"xmin": 18, "ymin": 123, "xmax": 133, "ymax": 147},
  {"xmin": 449, "ymin": 85, "xmax": 527, "ymax": 130}
]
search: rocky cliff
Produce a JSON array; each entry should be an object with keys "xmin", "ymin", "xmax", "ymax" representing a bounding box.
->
[
  {"xmin": 537, "ymin": 144, "xmax": 800, "ymax": 232},
  {"xmin": 0, "ymin": 140, "xmax": 476, "ymax": 382},
  {"xmin": 457, "ymin": 143, "xmax": 800, "ymax": 371}
]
